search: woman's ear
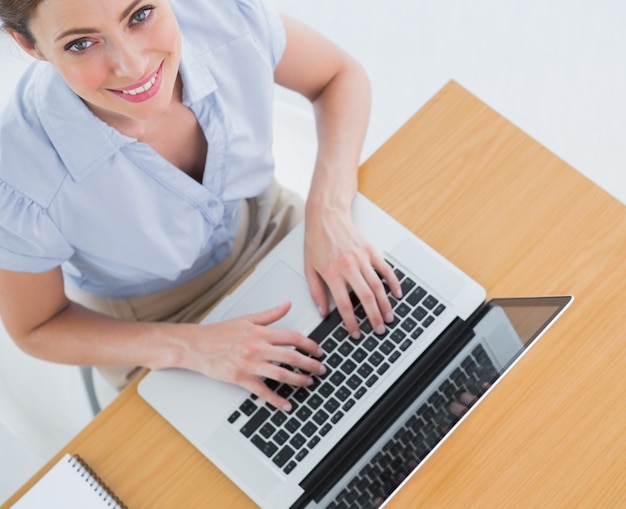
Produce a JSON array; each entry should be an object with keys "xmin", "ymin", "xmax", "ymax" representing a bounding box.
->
[{"xmin": 8, "ymin": 30, "xmax": 47, "ymax": 61}]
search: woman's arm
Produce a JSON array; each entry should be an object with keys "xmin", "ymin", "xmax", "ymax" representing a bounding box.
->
[
  {"xmin": 0, "ymin": 268, "xmax": 325, "ymax": 410},
  {"xmin": 274, "ymin": 15, "xmax": 402, "ymax": 339}
]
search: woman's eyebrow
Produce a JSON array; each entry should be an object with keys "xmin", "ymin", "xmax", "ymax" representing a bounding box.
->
[
  {"xmin": 54, "ymin": 0, "xmax": 144, "ymax": 42},
  {"xmin": 55, "ymin": 27, "xmax": 97, "ymax": 42},
  {"xmin": 119, "ymin": 0, "xmax": 143, "ymax": 22}
]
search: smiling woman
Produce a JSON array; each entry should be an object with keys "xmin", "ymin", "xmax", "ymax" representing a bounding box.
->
[
  {"xmin": 12, "ymin": 0, "xmax": 183, "ymax": 132},
  {"xmin": 0, "ymin": 0, "xmax": 401, "ymax": 412}
]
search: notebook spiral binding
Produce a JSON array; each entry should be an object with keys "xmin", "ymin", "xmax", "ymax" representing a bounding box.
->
[{"xmin": 69, "ymin": 455, "xmax": 129, "ymax": 509}]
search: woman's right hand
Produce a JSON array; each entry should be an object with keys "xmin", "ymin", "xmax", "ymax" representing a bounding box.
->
[{"xmin": 181, "ymin": 301, "xmax": 326, "ymax": 411}]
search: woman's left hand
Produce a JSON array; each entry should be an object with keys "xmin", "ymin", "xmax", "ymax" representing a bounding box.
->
[{"xmin": 304, "ymin": 208, "xmax": 402, "ymax": 340}]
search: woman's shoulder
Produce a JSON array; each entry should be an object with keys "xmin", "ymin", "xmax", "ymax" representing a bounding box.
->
[
  {"xmin": 172, "ymin": 0, "xmax": 285, "ymax": 68},
  {"xmin": 0, "ymin": 64, "xmax": 70, "ymax": 206}
]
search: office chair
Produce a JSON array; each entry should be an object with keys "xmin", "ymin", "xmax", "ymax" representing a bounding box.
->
[{"xmin": 0, "ymin": 320, "xmax": 96, "ymax": 459}]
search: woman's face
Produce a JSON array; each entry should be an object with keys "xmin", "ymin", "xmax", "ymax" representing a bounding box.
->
[{"xmin": 24, "ymin": 0, "xmax": 181, "ymax": 124}]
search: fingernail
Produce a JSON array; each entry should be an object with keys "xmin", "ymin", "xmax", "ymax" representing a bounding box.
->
[
  {"xmin": 306, "ymin": 377, "xmax": 315, "ymax": 386},
  {"xmin": 282, "ymin": 402, "xmax": 292, "ymax": 412},
  {"xmin": 384, "ymin": 312, "xmax": 394, "ymax": 323},
  {"xmin": 317, "ymin": 346, "xmax": 324, "ymax": 357},
  {"xmin": 375, "ymin": 325, "xmax": 386, "ymax": 335},
  {"xmin": 351, "ymin": 330, "xmax": 361, "ymax": 340},
  {"xmin": 318, "ymin": 365, "xmax": 327, "ymax": 375},
  {"xmin": 317, "ymin": 306, "xmax": 325, "ymax": 317}
]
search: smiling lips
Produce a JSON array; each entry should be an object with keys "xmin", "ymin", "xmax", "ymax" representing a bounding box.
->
[{"xmin": 110, "ymin": 63, "xmax": 163, "ymax": 103}]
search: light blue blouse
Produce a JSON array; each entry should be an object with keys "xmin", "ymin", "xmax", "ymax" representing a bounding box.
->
[{"xmin": 0, "ymin": 0, "xmax": 286, "ymax": 298}]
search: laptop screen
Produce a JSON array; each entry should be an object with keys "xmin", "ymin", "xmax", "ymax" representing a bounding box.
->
[{"xmin": 306, "ymin": 296, "xmax": 572, "ymax": 509}]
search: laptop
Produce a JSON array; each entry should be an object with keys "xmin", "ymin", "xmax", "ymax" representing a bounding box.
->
[
  {"xmin": 310, "ymin": 295, "xmax": 571, "ymax": 508},
  {"xmin": 138, "ymin": 193, "xmax": 570, "ymax": 508}
]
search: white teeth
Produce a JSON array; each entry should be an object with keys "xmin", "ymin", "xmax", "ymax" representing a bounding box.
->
[{"xmin": 121, "ymin": 73, "xmax": 157, "ymax": 95}]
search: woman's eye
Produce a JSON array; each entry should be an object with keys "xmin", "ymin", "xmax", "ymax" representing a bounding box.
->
[
  {"xmin": 130, "ymin": 6, "xmax": 155, "ymax": 25},
  {"xmin": 66, "ymin": 39, "xmax": 93, "ymax": 52}
]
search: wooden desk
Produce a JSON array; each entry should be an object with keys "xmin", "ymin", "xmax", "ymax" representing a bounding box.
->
[{"xmin": 6, "ymin": 81, "xmax": 626, "ymax": 508}]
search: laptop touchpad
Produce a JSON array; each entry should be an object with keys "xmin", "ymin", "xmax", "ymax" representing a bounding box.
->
[{"xmin": 222, "ymin": 261, "xmax": 313, "ymax": 330}]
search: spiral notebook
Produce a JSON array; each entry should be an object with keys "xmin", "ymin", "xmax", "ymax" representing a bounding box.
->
[{"xmin": 11, "ymin": 453, "xmax": 127, "ymax": 509}]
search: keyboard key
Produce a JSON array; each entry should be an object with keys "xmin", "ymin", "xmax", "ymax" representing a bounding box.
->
[
  {"xmin": 274, "ymin": 429, "xmax": 288, "ymax": 445},
  {"xmin": 240, "ymin": 407, "xmax": 270, "ymax": 437},
  {"xmin": 330, "ymin": 372, "xmax": 347, "ymax": 386},
  {"xmin": 273, "ymin": 445, "xmax": 296, "ymax": 467},
  {"xmin": 283, "ymin": 461, "xmax": 297, "ymax": 475},
  {"xmin": 343, "ymin": 399, "xmax": 355, "ymax": 412},
  {"xmin": 369, "ymin": 352, "xmax": 384, "ymax": 366},
  {"xmin": 251, "ymin": 435, "xmax": 278, "ymax": 458},
  {"xmin": 324, "ymin": 398, "xmax": 340, "ymax": 413},
  {"xmin": 296, "ymin": 406, "xmax": 312, "ymax": 421},
  {"xmin": 390, "ymin": 329, "xmax": 406, "ymax": 344},
  {"xmin": 308, "ymin": 436, "xmax": 321, "ymax": 449},
  {"xmin": 362, "ymin": 337, "xmax": 378, "ymax": 351},
  {"xmin": 290, "ymin": 433, "xmax": 306, "ymax": 449},
  {"xmin": 239, "ymin": 399, "xmax": 257, "ymax": 416},
  {"xmin": 336, "ymin": 387, "xmax": 351, "ymax": 401},
  {"xmin": 328, "ymin": 353, "xmax": 343, "ymax": 368},
  {"xmin": 379, "ymin": 340, "xmax": 395, "ymax": 355},
  {"xmin": 302, "ymin": 422, "xmax": 317, "ymax": 437},
  {"xmin": 270, "ymin": 412, "xmax": 287, "ymax": 426},
  {"xmin": 423, "ymin": 295, "xmax": 438, "ymax": 310},
  {"xmin": 412, "ymin": 306, "xmax": 427, "ymax": 321},
  {"xmin": 395, "ymin": 303, "xmax": 411, "ymax": 317},
  {"xmin": 259, "ymin": 423, "xmax": 276, "ymax": 439},
  {"xmin": 333, "ymin": 327, "xmax": 349, "ymax": 341},
  {"xmin": 353, "ymin": 348, "xmax": 368, "ymax": 363},
  {"xmin": 357, "ymin": 364, "xmax": 373, "ymax": 378},
  {"xmin": 293, "ymin": 387, "xmax": 309, "ymax": 403},
  {"xmin": 321, "ymin": 337, "xmax": 338, "ymax": 353},
  {"xmin": 318, "ymin": 382, "xmax": 334, "ymax": 398},
  {"xmin": 406, "ymin": 287, "xmax": 427, "ymax": 306},
  {"xmin": 346, "ymin": 374, "xmax": 363, "ymax": 389},
  {"xmin": 411, "ymin": 327, "xmax": 424, "ymax": 339},
  {"xmin": 284, "ymin": 417, "xmax": 301, "ymax": 433},
  {"xmin": 309, "ymin": 311, "xmax": 343, "ymax": 344},
  {"xmin": 340, "ymin": 359, "xmax": 357, "ymax": 374},
  {"xmin": 400, "ymin": 277, "xmax": 416, "ymax": 295},
  {"xmin": 331, "ymin": 411, "xmax": 345, "ymax": 424},
  {"xmin": 295, "ymin": 449, "xmax": 309, "ymax": 462},
  {"xmin": 308, "ymin": 394, "xmax": 324, "ymax": 409},
  {"xmin": 400, "ymin": 317, "xmax": 418, "ymax": 332},
  {"xmin": 313, "ymin": 410, "xmax": 330, "ymax": 425}
]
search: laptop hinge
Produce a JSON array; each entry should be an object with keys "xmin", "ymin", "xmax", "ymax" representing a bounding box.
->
[{"xmin": 292, "ymin": 312, "xmax": 482, "ymax": 508}]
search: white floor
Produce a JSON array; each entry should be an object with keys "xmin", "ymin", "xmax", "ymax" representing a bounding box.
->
[{"xmin": 2, "ymin": 0, "xmax": 625, "ymax": 503}]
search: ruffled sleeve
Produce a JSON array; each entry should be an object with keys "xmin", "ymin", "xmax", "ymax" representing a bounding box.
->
[
  {"xmin": 236, "ymin": 0, "xmax": 287, "ymax": 68},
  {"xmin": 0, "ymin": 181, "xmax": 74, "ymax": 273}
]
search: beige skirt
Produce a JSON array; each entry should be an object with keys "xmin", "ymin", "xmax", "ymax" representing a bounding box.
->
[{"xmin": 66, "ymin": 180, "xmax": 304, "ymax": 390}]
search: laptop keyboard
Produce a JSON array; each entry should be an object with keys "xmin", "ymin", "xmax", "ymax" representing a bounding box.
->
[
  {"xmin": 227, "ymin": 262, "xmax": 447, "ymax": 475},
  {"xmin": 326, "ymin": 344, "xmax": 499, "ymax": 509}
]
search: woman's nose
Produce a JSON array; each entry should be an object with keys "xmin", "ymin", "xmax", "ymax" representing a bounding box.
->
[{"xmin": 109, "ymin": 43, "xmax": 147, "ymax": 79}]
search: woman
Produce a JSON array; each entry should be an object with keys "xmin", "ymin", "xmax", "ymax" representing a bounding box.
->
[{"xmin": 0, "ymin": 0, "xmax": 401, "ymax": 411}]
